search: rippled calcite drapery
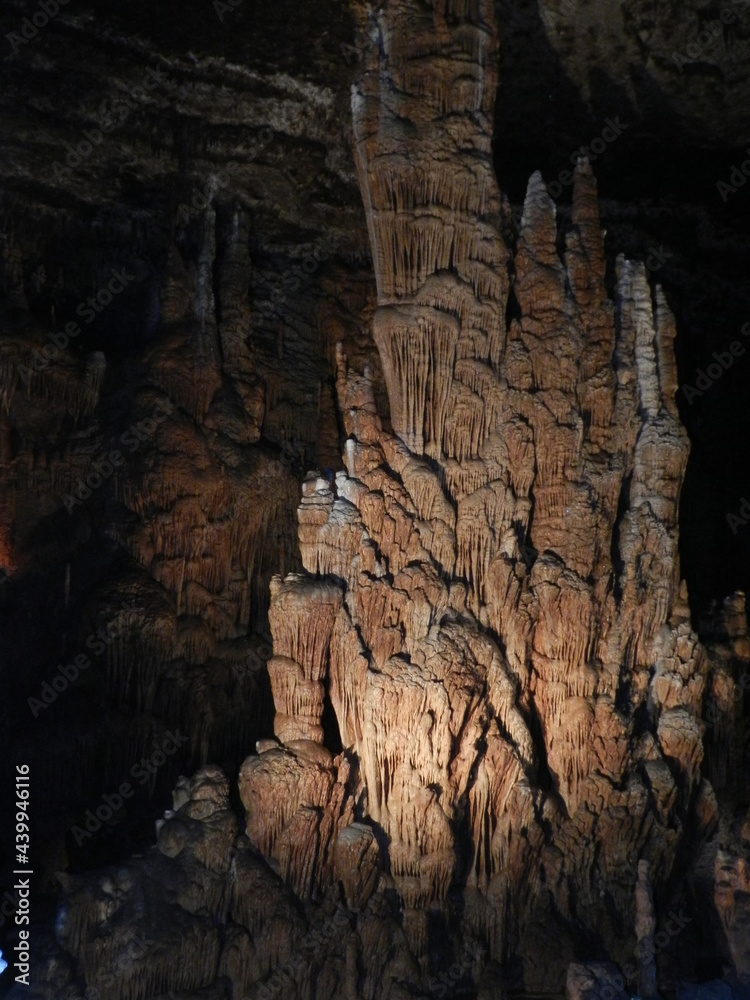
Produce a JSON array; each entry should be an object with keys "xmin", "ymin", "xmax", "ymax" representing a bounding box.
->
[{"xmin": 240, "ymin": 0, "xmax": 728, "ymax": 987}]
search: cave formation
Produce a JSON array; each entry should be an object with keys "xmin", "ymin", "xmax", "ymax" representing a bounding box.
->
[{"xmin": 1, "ymin": 0, "xmax": 750, "ymax": 998}]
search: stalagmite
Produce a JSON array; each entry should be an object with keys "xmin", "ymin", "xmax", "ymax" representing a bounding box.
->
[
  {"xmin": 239, "ymin": 741, "xmax": 355, "ymax": 899},
  {"xmin": 226, "ymin": 0, "xmax": 720, "ymax": 988},
  {"xmin": 224, "ymin": 0, "xmax": 724, "ymax": 989}
]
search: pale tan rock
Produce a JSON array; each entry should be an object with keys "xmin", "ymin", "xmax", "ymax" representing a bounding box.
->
[
  {"xmin": 232, "ymin": 1, "xmax": 717, "ymax": 988},
  {"xmin": 657, "ymin": 707, "xmax": 704, "ymax": 795},
  {"xmin": 334, "ymin": 822, "xmax": 380, "ymax": 910},
  {"xmin": 238, "ymin": 742, "xmax": 355, "ymax": 899}
]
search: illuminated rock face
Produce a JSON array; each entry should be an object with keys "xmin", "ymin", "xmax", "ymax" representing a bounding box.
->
[{"xmin": 241, "ymin": 0, "xmax": 732, "ymax": 988}]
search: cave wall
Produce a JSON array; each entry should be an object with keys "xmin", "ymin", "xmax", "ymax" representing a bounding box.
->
[{"xmin": 0, "ymin": 0, "xmax": 748, "ymax": 998}]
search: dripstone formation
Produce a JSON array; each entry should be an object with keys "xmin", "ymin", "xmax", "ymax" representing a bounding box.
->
[
  {"xmin": 241, "ymin": 0, "xmax": 744, "ymax": 986},
  {"xmin": 9, "ymin": 1, "xmax": 750, "ymax": 998}
]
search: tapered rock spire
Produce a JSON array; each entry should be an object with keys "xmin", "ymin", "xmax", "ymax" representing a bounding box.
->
[{"xmin": 239, "ymin": 0, "xmax": 720, "ymax": 988}]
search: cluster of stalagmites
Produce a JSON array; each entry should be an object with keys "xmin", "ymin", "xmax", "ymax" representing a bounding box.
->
[
  {"xmin": 236, "ymin": 0, "xmax": 745, "ymax": 992},
  {"xmin": 28, "ymin": 763, "xmax": 456, "ymax": 1000}
]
